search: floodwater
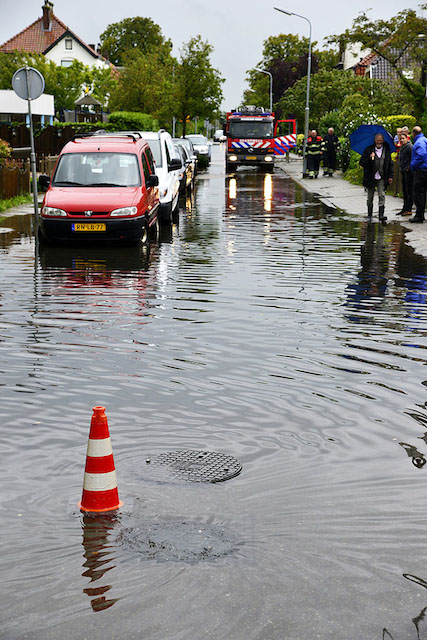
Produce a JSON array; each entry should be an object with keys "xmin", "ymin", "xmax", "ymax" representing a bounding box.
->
[{"xmin": 2, "ymin": 146, "xmax": 427, "ymax": 640}]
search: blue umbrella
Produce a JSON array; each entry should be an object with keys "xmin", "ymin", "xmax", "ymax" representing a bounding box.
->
[{"xmin": 349, "ymin": 124, "xmax": 396, "ymax": 154}]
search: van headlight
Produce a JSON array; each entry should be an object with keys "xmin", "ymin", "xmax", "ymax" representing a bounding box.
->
[
  {"xmin": 264, "ymin": 156, "xmax": 273, "ymax": 162},
  {"xmin": 110, "ymin": 206, "xmax": 138, "ymax": 217},
  {"xmin": 42, "ymin": 206, "xmax": 67, "ymax": 217}
]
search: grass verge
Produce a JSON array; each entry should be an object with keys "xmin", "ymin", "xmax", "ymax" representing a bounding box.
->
[{"xmin": 0, "ymin": 194, "xmax": 33, "ymax": 213}]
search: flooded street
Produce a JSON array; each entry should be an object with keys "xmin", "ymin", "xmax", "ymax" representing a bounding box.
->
[{"xmin": 3, "ymin": 145, "xmax": 427, "ymax": 639}]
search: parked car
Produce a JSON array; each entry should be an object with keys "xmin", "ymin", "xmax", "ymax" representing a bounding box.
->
[
  {"xmin": 39, "ymin": 131, "xmax": 159, "ymax": 244},
  {"xmin": 174, "ymin": 143, "xmax": 195, "ymax": 195},
  {"xmin": 140, "ymin": 129, "xmax": 182, "ymax": 224},
  {"xmin": 173, "ymin": 137, "xmax": 198, "ymax": 176},
  {"xmin": 213, "ymin": 129, "xmax": 226, "ymax": 142},
  {"xmin": 185, "ymin": 134, "xmax": 211, "ymax": 167}
]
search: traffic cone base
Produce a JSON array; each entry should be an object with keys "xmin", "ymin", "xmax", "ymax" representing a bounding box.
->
[{"xmin": 79, "ymin": 407, "xmax": 122, "ymax": 513}]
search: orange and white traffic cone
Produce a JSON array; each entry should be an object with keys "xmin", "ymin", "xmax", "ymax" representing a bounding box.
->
[{"xmin": 78, "ymin": 407, "xmax": 123, "ymax": 513}]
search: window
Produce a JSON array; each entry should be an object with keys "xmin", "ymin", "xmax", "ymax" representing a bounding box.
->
[
  {"xmin": 61, "ymin": 59, "xmax": 73, "ymax": 67},
  {"xmin": 141, "ymin": 153, "xmax": 150, "ymax": 183},
  {"xmin": 147, "ymin": 140, "xmax": 162, "ymax": 167},
  {"xmin": 53, "ymin": 152, "xmax": 141, "ymax": 187},
  {"xmin": 145, "ymin": 146, "xmax": 156, "ymax": 173},
  {"xmin": 65, "ymin": 38, "xmax": 73, "ymax": 50}
]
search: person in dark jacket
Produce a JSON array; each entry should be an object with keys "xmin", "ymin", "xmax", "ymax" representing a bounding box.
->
[
  {"xmin": 397, "ymin": 132, "xmax": 413, "ymax": 216},
  {"xmin": 409, "ymin": 126, "xmax": 427, "ymax": 223},
  {"xmin": 359, "ymin": 133, "xmax": 393, "ymax": 222},
  {"xmin": 306, "ymin": 130, "xmax": 322, "ymax": 178},
  {"xmin": 322, "ymin": 128, "xmax": 340, "ymax": 176}
]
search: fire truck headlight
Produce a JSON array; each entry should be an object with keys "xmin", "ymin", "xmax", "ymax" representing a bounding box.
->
[
  {"xmin": 229, "ymin": 155, "xmax": 238, "ymax": 162},
  {"xmin": 264, "ymin": 156, "xmax": 273, "ymax": 162}
]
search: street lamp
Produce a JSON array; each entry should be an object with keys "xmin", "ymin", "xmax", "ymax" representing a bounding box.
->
[
  {"xmin": 253, "ymin": 67, "xmax": 273, "ymax": 112},
  {"xmin": 274, "ymin": 7, "xmax": 312, "ymax": 178}
]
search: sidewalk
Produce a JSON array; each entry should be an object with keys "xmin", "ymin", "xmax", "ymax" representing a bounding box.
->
[{"xmin": 276, "ymin": 155, "xmax": 427, "ymax": 260}]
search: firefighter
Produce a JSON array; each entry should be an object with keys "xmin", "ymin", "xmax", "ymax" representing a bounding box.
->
[
  {"xmin": 322, "ymin": 127, "xmax": 340, "ymax": 176},
  {"xmin": 306, "ymin": 130, "xmax": 322, "ymax": 178}
]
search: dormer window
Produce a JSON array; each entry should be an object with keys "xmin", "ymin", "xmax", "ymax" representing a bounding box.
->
[
  {"xmin": 65, "ymin": 38, "xmax": 72, "ymax": 50},
  {"xmin": 61, "ymin": 59, "xmax": 73, "ymax": 67}
]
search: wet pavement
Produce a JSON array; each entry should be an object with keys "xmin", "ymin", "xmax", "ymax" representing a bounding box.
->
[{"xmin": 2, "ymin": 145, "xmax": 427, "ymax": 639}]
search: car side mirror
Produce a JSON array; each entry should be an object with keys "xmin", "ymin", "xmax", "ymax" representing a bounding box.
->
[
  {"xmin": 168, "ymin": 157, "xmax": 182, "ymax": 170},
  {"xmin": 146, "ymin": 174, "xmax": 159, "ymax": 187},
  {"xmin": 38, "ymin": 174, "xmax": 50, "ymax": 191}
]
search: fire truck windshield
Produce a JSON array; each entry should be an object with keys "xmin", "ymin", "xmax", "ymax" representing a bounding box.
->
[{"xmin": 229, "ymin": 121, "xmax": 273, "ymax": 139}]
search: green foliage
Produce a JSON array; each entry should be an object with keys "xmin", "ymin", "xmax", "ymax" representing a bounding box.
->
[
  {"xmin": 339, "ymin": 93, "xmax": 388, "ymax": 136},
  {"xmin": 327, "ymin": 7, "xmax": 427, "ymax": 116},
  {"xmin": 0, "ymin": 194, "xmax": 32, "ymax": 212},
  {"xmin": 99, "ymin": 17, "xmax": 172, "ymax": 66},
  {"xmin": 0, "ymin": 52, "xmax": 115, "ymax": 112},
  {"xmin": 108, "ymin": 111, "xmax": 159, "ymax": 131},
  {"xmin": 0, "ymin": 138, "xmax": 11, "ymax": 158},
  {"xmin": 337, "ymin": 137, "xmax": 351, "ymax": 172},
  {"xmin": 109, "ymin": 49, "xmax": 175, "ymax": 124},
  {"xmin": 278, "ymin": 70, "xmax": 406, "ymax": 130},
  {"xmin": 261, "ymin": 34, "xmax": 313, "ymax": 65},
  {"xmin": 385, "ymin": 114, "xmax": 417, "ymax": 131},
  {"xmin": 343, "ymin": 149, "xmax": 363, "ymax": 184},
  {"xmin": 318, "ymin": 111, "xmax": 342, "ymax": 136},
  {"xmin": 177, "ymin": 36, "xmax": 223, "ymax": 135}
]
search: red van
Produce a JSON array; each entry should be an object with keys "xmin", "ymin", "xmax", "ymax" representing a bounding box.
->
[{"xmin": 39, "ymin": 132, "xmax": 159, "ymax": 244}]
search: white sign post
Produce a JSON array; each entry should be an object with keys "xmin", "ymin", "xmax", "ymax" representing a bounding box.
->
[{"xmin": 12, "ymin": 67, "xmax": 45, "ymax": 232}]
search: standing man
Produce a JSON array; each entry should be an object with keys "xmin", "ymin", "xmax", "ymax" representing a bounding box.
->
[
  {"xmin": 322, "ymin": 127, "xmax": 340, "ymax": 177},
  {"xmin": 397, "ymin": 132, "xmax": 413, "ymax": 216},
  {"xmin": 306, "ymin": 130, "xmax": 322, "ymax": 178},
  {"xmin": 359, "ymin": 133, "xmax": 393, "ymax": 222},
  {"xmin": 410, "ymin": 126, "xmax": 427, "ymax": 224}
]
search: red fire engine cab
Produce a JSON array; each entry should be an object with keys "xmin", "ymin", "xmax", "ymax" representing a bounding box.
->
[{"xmin": 225, "ymin": 106, "xmax": 275, "ymax": 172}]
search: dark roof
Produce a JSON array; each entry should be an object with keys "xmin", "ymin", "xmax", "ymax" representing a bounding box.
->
[{"xmin": 75, "ymin": 94, "xmax": 102, "ymax": 106}]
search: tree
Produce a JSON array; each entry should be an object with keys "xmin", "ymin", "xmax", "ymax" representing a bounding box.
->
[
  {"xmin": 0, "ymin": 52, "xmax": 89, "ymax": 113},
  {"xmin": 176, "ymin": 36, "xmax": 223, "ymax": 136},
  {"xmin": 243, "ymin": 34, "xmax": 319, "ymax": 110},
  {"xmin": 90, "ymin": 67, "xmax": 119, "ymax": 109},
  {"xmin": 109, "ymin": 49, "xmax": 176, "ymax": 126},
  {"xmin": 99, "ymin": 17, "xmax": 172, "ymax": 66},
  {"xmin": 327, "ymin": 7, "xmax": 427, "ymax": 117},
  {"xmin": 278, "ymin": 69, "xmax": 406, "ymax": 128}
]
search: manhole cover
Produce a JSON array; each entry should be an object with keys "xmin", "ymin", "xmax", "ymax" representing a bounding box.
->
[{"xmin": 145, "ymin": 450, "xmax": 242, "ymax": 483}]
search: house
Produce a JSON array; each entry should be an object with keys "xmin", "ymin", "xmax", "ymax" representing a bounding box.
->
[
  {"xmin": 0, "ymin": 1, "xmax": 113, "ymax": 71},
  {"xmin": 338, "ymin": 42, "xmax": 420, "ymax": 83},
  {"xmin": 0, "ymin": 89, "xmax": 54, "ymax": 125}
]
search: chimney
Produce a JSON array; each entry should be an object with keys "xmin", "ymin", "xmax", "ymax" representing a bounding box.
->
[{"xmin": 42, "ymin": 1, "xmax": 52, "ymax": 31}]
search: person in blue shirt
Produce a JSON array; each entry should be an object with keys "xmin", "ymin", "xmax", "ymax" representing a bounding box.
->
[{"xmin": 410, "ymin": 126, "xmax": 427, "ymax": 223}]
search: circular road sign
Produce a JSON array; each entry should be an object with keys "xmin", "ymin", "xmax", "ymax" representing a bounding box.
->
[{"xmin": 12, "ymin": 67, "xmax": 45, "ymax": 101}]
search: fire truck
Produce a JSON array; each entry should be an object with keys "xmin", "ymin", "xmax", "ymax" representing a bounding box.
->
[{"xmin": 224, "ymin": 105, "xmax": 297, "ymax": 172}]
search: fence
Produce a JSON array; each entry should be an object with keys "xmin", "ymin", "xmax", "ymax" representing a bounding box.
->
[
  {"xmin": 0, "ymin": 160, "xmax": 30, "ymax": 199},
  {"xmin": 39, "ymin": 155, "xmax": 59, "ymax": 176}
]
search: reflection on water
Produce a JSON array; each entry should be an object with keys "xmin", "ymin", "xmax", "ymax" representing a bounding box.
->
[
  {"xmin": 4, "ymin": 149, "xmax": 427, "ymax": 638},
  {"xmin": 81, "ymin": 514, "xmax": 120, "ymax": 612}
]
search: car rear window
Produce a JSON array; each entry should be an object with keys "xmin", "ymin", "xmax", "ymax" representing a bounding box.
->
[{"xmin": 53, "ymin": 152, "xmax": 141, "ymax": 187}]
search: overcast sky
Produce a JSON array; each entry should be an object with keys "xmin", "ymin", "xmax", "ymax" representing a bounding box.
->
[{"xmin": 0, "ymin": 0, "xmax": 421, "ymax": 110}]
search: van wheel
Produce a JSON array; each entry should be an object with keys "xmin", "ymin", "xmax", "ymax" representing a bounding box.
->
[
  {"xmin": 172, "ymin": 201, "xmax": 180, "ymax": 224},
  {"xmin": 141, "ymin": 221, "xmax": 149, "ymax": 245},
  {"xmin": 148, "ymin": 218, "xmax": 159, "ymax": 242}
]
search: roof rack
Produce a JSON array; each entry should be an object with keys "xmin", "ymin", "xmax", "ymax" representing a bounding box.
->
[{"xmin": 72, "ymin": 131, "xmax": 143, "ymax": 142}]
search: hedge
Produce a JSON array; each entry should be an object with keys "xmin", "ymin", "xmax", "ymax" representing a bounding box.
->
[
  {"xmin": 108, "ymin": 112, "xmax": 159, "ymax": 131},
  {"xmin": 384, "ymin": 115, "xmax": 416, "ymax": 131}
]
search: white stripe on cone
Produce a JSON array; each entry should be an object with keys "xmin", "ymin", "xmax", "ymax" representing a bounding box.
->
[
  {"xmin": 87, "ymin": 438, "xmax": 113, "ymax": 457},
  {"xmin": 83, "ymin": 470, "xmax": 118, "ymax": 491}
]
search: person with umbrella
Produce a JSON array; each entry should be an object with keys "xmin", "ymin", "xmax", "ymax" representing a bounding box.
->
[{"xmin": 359, "ymin": 132, "xmax": 393, "ymax": 222}]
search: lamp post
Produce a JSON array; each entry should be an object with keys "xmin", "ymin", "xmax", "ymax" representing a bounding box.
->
[
  {"xmin": 274, "ymin": 8, "xmax": 312, "ymax": 178},
  {"xmin": 253, "ymin": 67, "xmax": 273, "ymax": 112}
]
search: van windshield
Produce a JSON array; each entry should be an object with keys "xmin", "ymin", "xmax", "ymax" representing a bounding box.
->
[
  {"xmin": 229, "ymin": 122, "xmax": 273, "ymax": 139},
  {"xmin": 53, "ymin": 153, "xmax": 141, "ymax": 187}
]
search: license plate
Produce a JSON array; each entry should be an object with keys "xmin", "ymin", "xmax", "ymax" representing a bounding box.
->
[
  {"xmin": 72, "ymin": 223, "xmax": 106, "ymax": 232},
  {"xmin": 246, "ymin": 155, "xmax": 257, "ymax": 160}
]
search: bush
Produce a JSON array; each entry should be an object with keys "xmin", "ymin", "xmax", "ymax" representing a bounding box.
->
[
  {"xmin": 385, "ymin": 114, "xmax": 416, "ymax": 132},
  {"xmin": 296, "ymin": 133, "xmax": 304, "ymax": 155},
  {"xmin": 318, "ymin": 110, "xmax": 342, "ymax": 137},
  {"xmin": 337, "ymin": 136, "xmax": 351, "ymax": 172},
  {"xmin": 108, "ymin": 111, "xmax": 159, "ymax": 131},
  {"xmin": 0, "ymin": 138, "xmax": 11, "ymax": 158},
  {"xmin": 343, "ymin": 150, "xmax": 363, "ymax": 185}
]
